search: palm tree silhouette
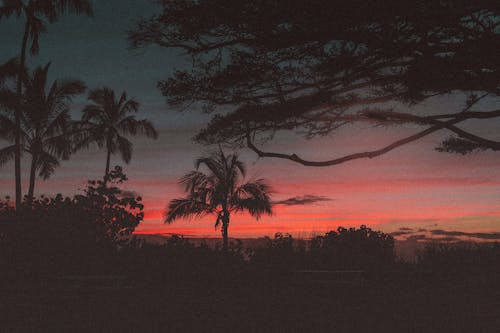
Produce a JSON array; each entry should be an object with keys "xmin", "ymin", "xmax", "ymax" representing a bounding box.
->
[
  {"xmin": 78, "ymin": 87, "xmax": 158, "ymax": 180},
  {"xmin": 0, "ymin": 0, "xmax": 93, "ymax": 210},
  {"xmin": 165, "ymin": 148, "xmax": 273, "ymax": 252},
  {"xmin": 0, "ymin": 63, "xmax": 85, "ymax": 200}
]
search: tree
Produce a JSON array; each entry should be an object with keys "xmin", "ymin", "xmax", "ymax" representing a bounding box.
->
[
  {"xmin": 78, "ymin": 87, "xmax": 158, "ymax": 180},
  {"xmin": 0, "ymin": 63, "xmax": 85, "ymax": 200},
  {"xmin": 0, "ymin": 166, "xmax": 144, "ymax": 275},
  {"xmin": 129, "ymin": 0, "xmax": 500, "ymax": 166},
  {"xmin": 165, "ymin": 148, "xmax": 273, "ymax": 252},
  {"xmin": 0, "ymin": 0, "xmax": 93, "ymax": 210},
  {"xmin": 309, "ymin": 226, "xmax": 395, "ymax": 270}
]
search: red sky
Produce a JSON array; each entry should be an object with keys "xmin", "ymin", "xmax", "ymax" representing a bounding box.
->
[{"xmin": 4, "ymin": 110, "xmax": 499, "ymax": 240}]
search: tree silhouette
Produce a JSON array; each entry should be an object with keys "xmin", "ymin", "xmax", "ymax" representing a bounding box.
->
[
  {"xmin": 0, "ymin": 58, "xmax": 20, "ymax": 154},
  {"xmin": 0, "ymin": 166, "xmax": 144, "ymax": 275},
  {"xmin": 78, "ymin": 87, "xmax": 158, "ymax": 180},
  {"xmin": 165, "ymin": 148, "xmax": 273, "ymax": 252},
  {"xmin": 0, "ymin": 0, "xmax": 93, "ymax": 210},
  {"xmin": 130, "ymin": 0, "xmax": 499, "ymax": 166},
  {"xmin": 0, "ymin": 63, "xmax": 85, "ymax": 200}
]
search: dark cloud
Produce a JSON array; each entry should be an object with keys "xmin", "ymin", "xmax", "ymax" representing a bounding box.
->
[
  {"xmin": 274, "ymin": 195, "xmax": 332, "ymax": 206},
  {"xmin": 407, "ymin": 234, "xmax": 427, "ymax": 241},
  {"xmin": 432, "ymin": 236, "xmax": 461, "ymax": 242},
  {"xmin": 430, "ymin": 229, "xmax": 500, "ymax": 240},
  {"xmin": 390, "ymin": 230, "xmax": 412, "ymax": 237},
  {"xmin": 399, "ymin": 227, "xmax": 413, "ymax": 231}
]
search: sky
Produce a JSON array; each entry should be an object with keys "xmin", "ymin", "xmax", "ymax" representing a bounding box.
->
[{"xmin": 1, "ymin": 0, "xmax": 500, "ymax": 241}]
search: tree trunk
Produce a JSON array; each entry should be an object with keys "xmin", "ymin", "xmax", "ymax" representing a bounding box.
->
[
  {"xmin": 104, "ymin": 146, "xmax": 111, "ymax": 184},
  {"xmin": 221, "ymin": 211, "xmax": 230, "ymax": 253},
  {"xmin": 27, "ymin": 153, "xmax": 37, "ymax": 201},
  {"xmin": 15, "ymin": 19, "xmax": 30, "ymax": 211}
]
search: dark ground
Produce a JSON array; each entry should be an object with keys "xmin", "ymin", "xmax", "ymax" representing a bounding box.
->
[{"xmin": 1, "ymin": 270, "xmax": 499, "ymax": 333}]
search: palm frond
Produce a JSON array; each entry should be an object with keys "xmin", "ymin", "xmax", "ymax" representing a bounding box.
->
[
  {"xmin": 179, "ymin": 170, "xmax": 212, "ymax": 193},
  {"xmin": 81, "ymin": 105, "xmax": 104, "ymax": 122},
  {"xmin": 119, "ymin": 96, "xmax": 140, "ymax": 115},
  {"xmin": 45, "ymin": 110, "xmax": 70, "ymax": 137},
  {"xmin": 0, "ymin": 87, "xmax": 19, "ymax": 111},
  {"xmin": 87, "ymin": 87, "xmax": 113, "ymax": 106},
  {"xmin": 137, "ymin": 119, "xmax": 158, "ymax": 138},
  {"xmin": 231, "ymin": 180, "xmax": 273, "ymax": 219},
  {"xmin": 0, "ymin": 144, "xmax": 16, "ymax": 167},
  {"xmin": 57, "ymin": 0, "xmax": 94, "ymax": 17},
  {"xmin": 43, "ymin": 134, "xmax": 72, "ymax": 159},
  {"xmin": 195, "ymin": 156, "xmax": 224, "ymax": 180},
  {"xmin": 0, "ymin": 0, "xmax": 23, "ymax": 19},
  {"xmin": 0, "ymin": 57, "xmax": 20, "ymax": 83},
  {"xmin": 47, "ymin": 79, "xmax": 86, "ymax": 110},
  {"xmin": 116, "ymin": 134, "xmax": 132, "ymax": 163},
  {"xmin": 165, "ymin": 197, "xmax": 211, "ymax": 223},
  {"xmin": 36, "ymin": 151, "xmax": 60, "ymax": 180},
  {"xmin": 71, "ymin": 123, "xmax": 106, "ymax": 151},
  {"xmin": 117, "ymin": 117, "xmax": 158, "ymax": 139}
]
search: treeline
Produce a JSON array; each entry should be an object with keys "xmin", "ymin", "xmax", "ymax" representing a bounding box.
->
[{"xmin": 2, "ymin": 175, "xmax": 499, "ymax": 290}]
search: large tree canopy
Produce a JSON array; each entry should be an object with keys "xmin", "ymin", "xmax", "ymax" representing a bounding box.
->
[{"xmin": 130, "ymin": 0, "xmax": 500, "ymax": 166}]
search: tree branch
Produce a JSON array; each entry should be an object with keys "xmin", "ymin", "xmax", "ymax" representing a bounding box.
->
[{"xmin": 245, "ymin": 120, "xmax": 461, "ymax": 167}]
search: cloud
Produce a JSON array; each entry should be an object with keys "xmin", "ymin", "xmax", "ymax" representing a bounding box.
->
[
  {"xmin": 407, "ymin": 234, "xmax": 427, "ymax": 241},
  {"xmin": 274, "ymin": 195, "xmax": 333, "ymax": 206},
  {"xmin": 390, "ymin": 230, "xmax": 413, "ymax": 237},
  {"xmin": 432, "ymin": 236, "xmax": 461, "ymax": 242},
  {"xmin": 430, "ymin": 229, "xmax": 500, "ymax": 240}
]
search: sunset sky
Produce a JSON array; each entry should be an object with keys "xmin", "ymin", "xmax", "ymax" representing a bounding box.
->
[{"xmin": 1, "ymin": 0, "xmax": 500, "ymax": 241}]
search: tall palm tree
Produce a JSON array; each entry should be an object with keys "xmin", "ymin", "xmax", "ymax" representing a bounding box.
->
[
  {"xmin": 0, "ymin": 63, "xmax": 86, "ymax": 200},
  {"xmin": 165, "ymin": 149, "xmax": 273, "ymax": 252},
  {"xmin": 0, "ymin": 58, "xmax": 23, "ymax": 185},
  {"xmin": 79, "ymin": 87, "xmax": 158, "ymax": 180},
  {"xmin": 0, "ymin": 0, "xmax": 93, "ymax": 210}
]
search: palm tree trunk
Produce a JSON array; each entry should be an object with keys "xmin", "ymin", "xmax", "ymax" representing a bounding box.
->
[
  {"xmin": 104, "ymin": 146, "xmax": 111, "ymax": 183},
  {"xmin": 15, "ymin": 19, "xmax": 30, "ymax": 211},
  {"xmin": 27, "ymin": 153, "xmax": 37, "ymax": 201},
  {"xmin": 221, "ymin": 211, "xmax": 230, "ymax": 253}
]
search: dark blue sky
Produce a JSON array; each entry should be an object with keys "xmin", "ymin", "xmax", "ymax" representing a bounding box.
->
[{"xmin": 0, "ymin": 0, "xmax": 196, "ymax": 127}]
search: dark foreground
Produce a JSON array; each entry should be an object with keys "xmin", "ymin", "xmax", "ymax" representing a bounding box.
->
[
  {"xmin": 2, "ymin": 267, "xmax": 499, "ymax": 333},
  {"xmin": 1, "ymin": 221, "xmax": 499, "ymax": 332}
]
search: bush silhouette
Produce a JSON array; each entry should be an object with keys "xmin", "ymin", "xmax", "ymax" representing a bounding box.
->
[
  {"xmin": 309, "ymin": 226, "xmax": 395, "ymax": 271},
  {"xmin": 0, "ymin": 166, "xmax": 143, "ymax": 278}
]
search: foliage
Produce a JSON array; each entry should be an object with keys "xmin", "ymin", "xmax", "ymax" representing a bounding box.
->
[
  {"xmin": 0, "ymin": 166, "xmax": 144, "ymax": 275},
  {"xmin": 250, "ymin": 233, "xmax": 301, "ymax": 271},
  {"xmin": 249, "ymin": 227, "xmax": 395, "ymax": 272},
  {"xmin": 130, "ymin": 0, "xmax": 500, "ymax": 165},
  {"xmin": 121, "ymin": 235, "xmax": 247, "ymax": 288},
  {"xmin": 417, "ymin": 242, "xmax": 500, "ymax": 281},
  {"xmin": 309, "ymin": 226, "xmax": 395, "ymax": 270}
]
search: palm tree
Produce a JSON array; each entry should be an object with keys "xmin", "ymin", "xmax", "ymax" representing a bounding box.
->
[
  {"xmin": 78, "ymin": 87, "xmax": 158, "ymax": 180},
  {"xmin": 0, "ymin": 63, "xmax": 86, "ymax": 200},
  {"xmin": 0, "ymin": 59, "xmax": 22, "ymax": 183},
  {"xmin": 165, "ymin": 149, "xmax": 273, "ymax": 252},
  {"xmin": 0, "ymin": 0, "xmax": 93, "ymax": 210}
]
